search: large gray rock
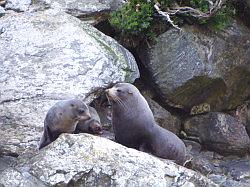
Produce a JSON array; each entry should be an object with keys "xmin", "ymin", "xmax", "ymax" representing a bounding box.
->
[
  {"xmin": 0, "ymin": 9, "xmax": 139, "ymax": 156},
  {"xmin": 184, "ymin": 112, "xmax": 250, "ymax": 155},
  {"xmin": 5, "ymin": 0, "xmax": 31, "ymax": 11},
  {"xmin": 0, "ymin": 6, "xmax": 5, "ymax": 16},
  {"xmin": 34, "ymin": 0, "xmax": 125, "ymax": 24},
  {"xmin": 138, "ymin": 21, "xmax": 250, "ymax": 112},
  {"xmin": 6, "ymin": 134, "xmax": 216, "ymax": 187}
]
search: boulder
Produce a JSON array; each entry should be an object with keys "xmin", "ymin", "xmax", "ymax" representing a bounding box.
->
[
  {"xmin": 5, "ymin": 0, "xmax": 31, "ymax": 11},
  {"xmin": 0, "ymin": 10, "xmax": 139, "ymax": 156},
  {"xmin": 138, "ymin": 21, "xmax": 250, "ymax": 112},
  {"xmin": 5, "ymin": 134, "xmax": 216, "ymax": 187},
  {"xmin": 184, "ymin": 112, "xmax": 250, "ymax": 155},
  {"xmin": 34, "ymin": 0, "xmax": 125, "ymax": 24}
]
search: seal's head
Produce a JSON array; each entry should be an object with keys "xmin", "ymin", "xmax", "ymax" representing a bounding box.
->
[
  {"xmin": 66, "ymin": 99, "xmax": 91, "ymax": 121},
  {"xmin": 105, "ymin": 83, "xmax": 139, "ymax": 103}
]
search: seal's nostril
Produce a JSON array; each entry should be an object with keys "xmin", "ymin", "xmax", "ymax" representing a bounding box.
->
[{"xmin": 78, "ymin": 108, "xmax": 85, "ymax": 114}]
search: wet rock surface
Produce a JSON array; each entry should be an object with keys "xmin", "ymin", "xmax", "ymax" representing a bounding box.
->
[
  {"xmin": 138, "ymin": 21, "xmax": 250, "ymax": 112},
  {"xmin": 185, "ymin": 140, "xmax": 250, "ymax": 186},
  {"xmin": 184, "ymin": 112, "xmax": 250, "ymax": 155}
]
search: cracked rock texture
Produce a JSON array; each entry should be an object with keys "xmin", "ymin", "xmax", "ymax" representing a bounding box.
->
[
  {"xmin": 138, "ymin": 21, "xmax": 250, "ymax": 112},
  {"xmin": 0, "ymin": 9, "xmax": 139, "ymax": 156},
  {"xmin": 1, "ymin": 134, "xmax": 216, "ymax": 187}
]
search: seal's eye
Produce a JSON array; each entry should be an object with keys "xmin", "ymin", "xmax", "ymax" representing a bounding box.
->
[
  {"xmin": 71, "ymin": 104, "xmax": 75, "ymax": 107},
  {"xmin": 117, "ymin": 89, "xmax": 122, "ymax": 92},
  {"xmin": 128, "ymin": 91, "xmax": 133, "ymax": 94}
]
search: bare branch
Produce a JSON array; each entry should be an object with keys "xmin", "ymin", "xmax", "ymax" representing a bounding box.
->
[
  {"xmin": 154, "ymin": 3, "xmax": 181, "ymax": 30},
  {"xmin": 155, "ymin": 0, "xmax": 226, "ymax": 20}
]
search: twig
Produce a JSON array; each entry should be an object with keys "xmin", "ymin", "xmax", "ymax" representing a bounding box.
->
[{"xmin": 154, "ymin": 3, "xmax": 181, "ymax": 30}]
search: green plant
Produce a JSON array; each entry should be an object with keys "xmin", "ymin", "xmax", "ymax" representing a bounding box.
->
[
  {"xmin": 189, "ymin": 0, "xmax": 209, "ymax": 12},
  {"xmin": 109, "ymin": 1, "xmax": 153, "ymax": 36},
  {"xmin": 205, "ymin": 5, "xmax": 234, "ymax": 30},
  {"xmin": 109, "ymin": 0, "xmax": 235, "ymax": 44}
]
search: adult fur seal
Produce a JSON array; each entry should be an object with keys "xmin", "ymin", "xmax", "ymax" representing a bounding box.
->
[
  {"xmin": 106, "ymin": 83, "xmax": 186, "ymax": 164},
  {"xmin": 75, "ymin": 106, "xmax": 103, "ymax": 135},
  {"xmin": 38, "ymin": 99, "xmax": 91, "ymax": 150}
]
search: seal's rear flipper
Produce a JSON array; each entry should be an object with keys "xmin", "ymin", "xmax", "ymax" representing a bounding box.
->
[{"xmin": 38, "ymin": 126, "xmax": 52, "ymax": 150}]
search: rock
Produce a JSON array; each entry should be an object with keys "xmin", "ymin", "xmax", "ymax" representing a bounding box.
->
[
  {"xmin": 0, "ymin": 10, "xmax": 139, "ymax": 156},
  {"xmin": 208, "ymin": 174, "xmax": 227, "ymax": 185},
  {"xmin": 0, "ymin": 6, "xmax": 5, "ymax": 16},
  {"xmin": 145, "ymin": 96, "xmax": 181, "ymax": 134},
  {"xmin": 5, "ymin": 0, "xmax": 31, "ymax": 12},
  {"xmin": 184, "ymin": 140, "xmax": 202, "ymax": 155},
  {"xmin": 241, "ymin": 101, "xmax": 250, "ymax": 136},
  {"xmin": 34, "ymin": 0, "xmax": 125, "ymax": 24},
  {"xmin": 245, "ymin": 101, "xmax": 250, "ymax": 135},
  {"xmin": 233, "ymin": 0, "xmax": 250, "ymax": 28},
  {"xmin": 13, "ymin": 134, "xmax": 216, "ymax": 187},
  {"xmin": 227, "ymin": 101, "xmax": 250, "ymax": 135},
  {"xmin": 138, "ymin": 21, "xmax": 250, "ymax": 112},
  {"xmin": 220, "ymin": 159, "xmax": 250, "ymax": 183},
  {"xmin": 220, "ymin": 179, "xmax": 249, "ymax": 187},
  {"xmin": 184, "ymin": 112, "xmax": 250, "ymax": 155},
  {"xmin": 103, "ymin": 0, "xmax": 125, "ymax": 10},
  {"xmin": 0, "ymin": 167, "xmax": 46, "ymax": 187}
]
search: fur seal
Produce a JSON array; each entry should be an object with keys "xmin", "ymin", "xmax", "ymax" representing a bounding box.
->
[
  {"xmin": 38, "ymin": 99, "xmax": 91, "ymax": 150},
  {"xmin": 75, "ymin": 106, "xmax": 103, "ymax": 135},
  {"xmin": 106, "ymin": 83, "xmax": 186, "ymax": 164}
]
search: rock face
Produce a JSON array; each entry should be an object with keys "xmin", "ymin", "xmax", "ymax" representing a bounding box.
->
[
  {"xmin": 35, "ymin": 0, "xmax": 125, "ymax": 24},
  {"xmin": 138, "ymin": 22, "xmax": 250, "ymax": 112},
  {"xmin": 184, "ymin": 112, "xmax": 250, "ymax": 155},
  {"xmin": 0, "ymin": 6, "xmax": 5, "ymax": 15},
  {"xmin": 5, "ymin": 0, "xmax": 31, "ymax": 11},
  {"xmin": 233, "ymin": 0, "xmax": 250, "ymax": 28},
  {"xmin": 1, "ymin": 134, "xmax": 216, "ymax": 187},
  {"xmin": 0, "ymin": 9, "xmax": 139, "ymax": 156}
]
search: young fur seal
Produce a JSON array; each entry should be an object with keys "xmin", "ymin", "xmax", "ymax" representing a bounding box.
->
[
  {"xmin": 74, "ymin": 106, "xmax": 103, "ymax": 135},
  {"xmin": 106, "ymin": 83, "xmax": 186, "ymax": 164},
  {"xmin": 38, "ymin": 99, "xmax": 91, "ymax": 150}
]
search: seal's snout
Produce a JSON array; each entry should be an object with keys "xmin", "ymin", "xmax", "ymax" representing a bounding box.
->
[
  {"xmin": 78, "ymin": 108, "xmax": 85, "ymax": 114},
  {"xmin": 85, "ymin": 111, "xmax": 91, "ymax": 119},
  {"xmin": 78, "ymin": 108, "xmax": 91, "ymax": 120}
]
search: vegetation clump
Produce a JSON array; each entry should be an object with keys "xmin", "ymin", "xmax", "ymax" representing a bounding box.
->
[{"xmin": 109, "ymin": 0, "xmax": 234, "ymax": 43}]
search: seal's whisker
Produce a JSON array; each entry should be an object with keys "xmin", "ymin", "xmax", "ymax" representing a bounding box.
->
[
  {"xmin": 114, "ymin": 97, "xmax": 126, "ymax": 110},
  {"xmin": 113, "ymin": 96, "xmax": 128, "ymax": 111},
  {"xmin": 116, "ymin": 97, "xmax": 129, "ymax": 111}
]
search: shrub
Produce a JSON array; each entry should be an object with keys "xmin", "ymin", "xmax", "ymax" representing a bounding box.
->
[
  {"xmin": 109, "ymin": 0, "xmax": 234, "ymax": 42},
  {"xmin": 109, "ymin": 1, "xmax": 153, "ymax": 36}
]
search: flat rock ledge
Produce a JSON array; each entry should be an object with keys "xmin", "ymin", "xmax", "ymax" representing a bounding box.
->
[{"xmin": 1, "ymin": 134, "xmax": 217, "ymax": 187}]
